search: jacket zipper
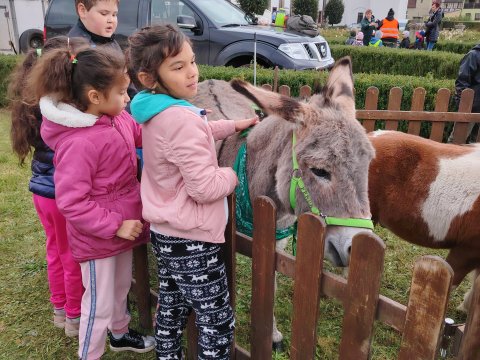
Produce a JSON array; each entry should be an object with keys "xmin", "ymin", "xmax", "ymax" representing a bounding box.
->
[{"xmin": 110, "ymin": 116, "xmax": 137, "ymax": 178}]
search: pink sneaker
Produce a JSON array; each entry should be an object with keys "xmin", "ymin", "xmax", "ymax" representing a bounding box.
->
[
  {"xmin": 53, "ymin": 309, "xmax": 65, "ymax": 329},
  {"xmin": 65, "ymin": 317, "xmax": 80, "ymax": 337}
]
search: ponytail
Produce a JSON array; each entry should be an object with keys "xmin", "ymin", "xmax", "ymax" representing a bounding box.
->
[
  {"xmin": 28, "ymin": 45, "xmax": 126, "ymax": 111},
  {"xmin": 9, "ymin": 36, "xmax": 88, "ymax": 165}
]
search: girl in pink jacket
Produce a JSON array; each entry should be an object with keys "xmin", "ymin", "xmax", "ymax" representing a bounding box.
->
[
  {"xmin": 127, "ymin": 25, "xmax": 257, "ymax": 360},
  {"xmin": 29, "ymin": 45, "xmax": 154, "ymax": 359}
]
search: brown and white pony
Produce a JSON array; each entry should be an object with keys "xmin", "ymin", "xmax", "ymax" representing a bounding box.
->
[
  {"xmin": 368, "ymin": 130, "xmax": 480, "ymax": 310},
  {"xmin": 193, "ymin": 57, "xmax": 375, "ymax": 345}
]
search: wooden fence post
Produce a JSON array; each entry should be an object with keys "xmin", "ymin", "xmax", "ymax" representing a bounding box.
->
[
  {"xmin": 458, "ymin": 273, "xmax": 480, "ymax": 359},
  {"xmin": 398, "ymin": 256, "xmax": 453, "ymax": 360},
  {"xmin": 132, "ymin": 244, "xmax": 152, "ymax": 330},
  {"xmin": 407, "ymin": 87, "xmax": 426, "ymax": 136},
  {"xmin": 339, "ymin": 233, "xmax": 386, "ymax": 360},
  {"xmin": 290, "ymin": 213, "xmax": 326, "ymax": 360},
  {"xmin": 361, "ymin": 86, "xmax": 379, "ymax": 133},
  {"xmin": 385, "ymin": 87, "xmax": 402, "ymax": 131},
  {"xmin": 250, "ymin": 197, "xmax": 277, "ymax": 358},
  {"xmin": 452, "ymin": 89, "xmax": 474, "ymax": 144},
  {"xmin": 429, "ymin": 88, "xmax": 450, "ymax": 142}
]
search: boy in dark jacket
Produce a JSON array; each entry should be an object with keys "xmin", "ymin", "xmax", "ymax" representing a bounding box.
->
[
  {"xmin": 448, "ymin": 44, "xmax": 480, "ymax": 143},
  {"xmin": 399, "ymin": 31, "xmax": 410, "ymax": 49}
]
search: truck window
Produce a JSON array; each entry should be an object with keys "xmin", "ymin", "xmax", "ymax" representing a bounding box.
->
[
  {"xmin": 117, "ymin": 0, "xmax": 140, "ymax": 34},
  {"xmin": 151, "ymin": 0, "xmax": 195, "ymax": 25},
  {"xmin": 46, "ymin": 0, "xmax": 77, "ymax": 25}
]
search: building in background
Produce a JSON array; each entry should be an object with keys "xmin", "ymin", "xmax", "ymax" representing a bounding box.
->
[{"xmin": 462, "ymin": 0, "xmax": 480, "ymax": 21}]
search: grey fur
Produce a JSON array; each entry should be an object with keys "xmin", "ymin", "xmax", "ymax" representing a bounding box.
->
[{"xmin": 193, "ymin": 57, "xmax": 375, "ymax": 267}]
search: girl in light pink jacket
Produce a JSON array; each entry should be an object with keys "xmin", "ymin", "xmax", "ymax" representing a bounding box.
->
[
  {"xmin": 127, "ymin": 25, "xmax": 257, "ymax": 360},
  {"xmin": 29, "ymin": 45, "xmax": 154, "ymax": 359}
]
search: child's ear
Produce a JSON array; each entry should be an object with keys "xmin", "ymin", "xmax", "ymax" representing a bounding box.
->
[
  {"xmin": 137, "ymin": 72, "xmax": 156, "ymax": 90},
  {"xmin": 77, "ymin": 3, "xmax": 88, "ymax": 20},
  {"xmin": 87, "ymin": 89, "xmax": 100, "ymax": 105}
]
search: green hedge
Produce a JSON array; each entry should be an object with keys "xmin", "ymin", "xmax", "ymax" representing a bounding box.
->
[
  {"xmin": 435, "ymin": 41, "xmax": 477, "ymax": 54},
  {"xmin": 0, "ymin": 54, "xmax": 20, "ymax": 108},
  {"xmin": 199, "ymin": 65, "xmax": 454, "ymax": 111},
  {"xmin": 326, "ymin": 37, "xmax": 477, "ymax": 55},
  {"xmin": 330, "ymin": 45, "xmax": 463, "ymax": 79}
]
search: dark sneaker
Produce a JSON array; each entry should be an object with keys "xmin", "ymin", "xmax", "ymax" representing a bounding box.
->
[{"xmin": 108, "ymin": 328, "xmax": 155, "ymax": 353}]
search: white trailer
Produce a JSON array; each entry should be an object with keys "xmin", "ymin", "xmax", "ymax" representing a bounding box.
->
[{"xmin": 0, "ymin": 0, "xmax": 48, "ymax": 54}]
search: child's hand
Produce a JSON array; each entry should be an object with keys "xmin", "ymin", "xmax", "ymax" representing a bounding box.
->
[
  {"xmin": 234, "ymin": 116, "xmax": 259, "ymax": 132},
  {"xmin": 116, "ymin": 220, "xmax": 143, "ymax": 241}
]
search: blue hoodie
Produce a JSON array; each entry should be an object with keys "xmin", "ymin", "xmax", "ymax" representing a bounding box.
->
[{"xmin": 131, "ymin": 90, "xmax": 205, "ymax": 124}]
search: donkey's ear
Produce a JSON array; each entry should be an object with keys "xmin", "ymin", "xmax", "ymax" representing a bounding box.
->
[
  {"xmin": 323, "ymin": 57, "xmax": 356, "ymax": 119},
  {"xmin": 230, "ymin": 79, "xmax": 308, "ymax": 126}
]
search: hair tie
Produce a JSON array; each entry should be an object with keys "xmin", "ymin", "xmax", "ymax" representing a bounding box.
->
[
  {"xmin": 36, "ymin": 48, "xmax": 42, "ymax": 57},
  {"xmin": 70, "ymin": 54, "xmax": 78, "ymax": 64}
]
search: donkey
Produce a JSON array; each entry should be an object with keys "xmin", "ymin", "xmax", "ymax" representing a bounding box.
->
[
  {"xmin": 368, "ymin": 130, "xmax": 480, "ymax": 311},
  {"xmin": 193, "ymin": 57, "xmax": 376, "ymax": 346}
]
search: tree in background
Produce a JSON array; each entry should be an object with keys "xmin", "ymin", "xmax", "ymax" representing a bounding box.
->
[
  {"xmin": 324, "ymin": 0, "xmax": 344, "ymax": 26},
  {"xmin": 238, "ymin": 0, "xmax": 268, "ymax": 15},
  {"xmin": 293, "ymin": 0, "xmax": 319, "ymax": 21}
]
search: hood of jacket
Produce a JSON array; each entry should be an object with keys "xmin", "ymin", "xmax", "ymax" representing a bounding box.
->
[
  {"xmin": 39, "ymin": 96, "xmax": 100, "ymax": 150},
  {"xmin": 130, "ymin": 90, "xmax": 197, "ymax": 124}
]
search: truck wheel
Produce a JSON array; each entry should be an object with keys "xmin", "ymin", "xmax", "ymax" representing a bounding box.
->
[
  {"xmin": 227, "ymin": 56, "xmax": 272, "ymax": 68},
  {"xmin": 19, "ymin": 29, "xmax": 44, "ymax": 53}
]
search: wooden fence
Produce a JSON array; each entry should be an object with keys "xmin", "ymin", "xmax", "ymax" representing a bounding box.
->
[{"xmin": 130, "ymin": 84, "xmax": 480, "ymax": 359}]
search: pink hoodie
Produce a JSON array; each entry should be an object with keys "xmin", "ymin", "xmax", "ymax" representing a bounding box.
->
[
  {"xmin": 39, "ymin": 96, "xmax": 149, "ymax": 262},
  {"xmin": 140, "ymin": 106, "xmax": 237, "ymax": 243}
]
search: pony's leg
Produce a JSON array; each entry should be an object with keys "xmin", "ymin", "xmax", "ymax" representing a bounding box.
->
[
  {"xmin": 458, "ymin": 269, "xmax": 480, "ymax": 312},
  {"xmin": 272, "ymin": 238, "xmax": 288, "ymax": 351}
]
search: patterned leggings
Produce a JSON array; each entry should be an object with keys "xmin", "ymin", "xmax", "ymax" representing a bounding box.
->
[{"xmin": 151, "ymin": 231, "xmax": 235, "ymax": 360}]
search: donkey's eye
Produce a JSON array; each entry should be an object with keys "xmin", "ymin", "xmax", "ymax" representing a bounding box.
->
[{"xmin": 310, "ymin": 168, "xmax": 331, "ymax": 180}]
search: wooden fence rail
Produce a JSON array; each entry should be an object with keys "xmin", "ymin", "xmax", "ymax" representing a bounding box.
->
[{"xmin": 130, "ymin": 83, "xmax": 480, "ymax": 359}]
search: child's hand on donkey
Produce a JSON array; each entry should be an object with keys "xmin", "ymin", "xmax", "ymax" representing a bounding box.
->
[
  {"xmin": 234, "ymin": 116, "xmax": 259, "ymax": 132},
  {"xmin": 116, "ymin": 220, "xmax": 144, "ymax": 241}
]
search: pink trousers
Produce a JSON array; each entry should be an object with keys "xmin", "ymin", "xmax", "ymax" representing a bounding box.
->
[
  {"xmin": 33, "ymin": 194, "xmax": 83, "ymax": 318},
  {"xmin": 78, "ymin": 249, "xmax": 133, "ymax": 360}
]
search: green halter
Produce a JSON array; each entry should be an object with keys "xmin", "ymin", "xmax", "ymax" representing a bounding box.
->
[{"xmin": 289, "ymin": 132, "xmax": 374, "ymax": 230}]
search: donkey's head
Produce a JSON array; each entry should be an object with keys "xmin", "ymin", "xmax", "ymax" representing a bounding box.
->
[{"xmin": 231, "ymin": 57, "xmax": 375, "ymax": 266}]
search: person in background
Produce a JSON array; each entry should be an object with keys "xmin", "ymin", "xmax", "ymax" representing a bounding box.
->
[
  {"xmin": 369, "ymin": 30, "xmax": 383, "ymax": 47},
  {"xmin": 345, "ymin": 30, "xmax": 357, "ymax": 45},
  {"xmin": 9, "ymin": 36, "xmax": 87, "ymax": 339},
  {"xmin": 360, "ymin": 9, "xmax": 378, "ymax": 46},
  {"xmin": 414, "ymin": 30, "xmax": 426, "ymax": 50},
  {"xmin": 425, "ymin": 1, "xmax": 443, "ymax": 51},
  {"xmin": 352, "ymin": 31, "xmax": 364, "ymax": 46},
  {"xmin": 399, "ymin": 30, "xmax": 411, "ymax": 49},
  {"xmin": 379, "ymin": 8, "xmax": 399, "ymax": 48},
  {"xmin": 448, "ymin": 42, "xmax": 480, "ymax": 143}
]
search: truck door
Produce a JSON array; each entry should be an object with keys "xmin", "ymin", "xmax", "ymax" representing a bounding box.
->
[
  {"xmin": 149, "ymin": 0, "xmax": 210, "ymax": 65},
  {"xmin": 0, "ymin": 3, "xmax": 14, "ymax": 52}
]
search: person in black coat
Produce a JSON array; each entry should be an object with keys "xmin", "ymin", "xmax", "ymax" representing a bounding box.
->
[{"xmin": 448, "ymin": 44, "xmax": 480, "ymax": 143}]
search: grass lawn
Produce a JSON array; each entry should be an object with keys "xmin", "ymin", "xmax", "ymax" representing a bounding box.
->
[{"xmin": 0, "ymin": 109, "xmax": 470, "ymax": 359}]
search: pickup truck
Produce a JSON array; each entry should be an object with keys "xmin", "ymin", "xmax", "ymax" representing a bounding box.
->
[{"xmin": 44, "ymin": 0, "xmax": 334, "ymax": 70}]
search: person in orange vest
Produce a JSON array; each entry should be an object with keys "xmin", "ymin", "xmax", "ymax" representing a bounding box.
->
[{"xmin": 379, "ymin": 8, "xmax": 399, "ymax": 48}]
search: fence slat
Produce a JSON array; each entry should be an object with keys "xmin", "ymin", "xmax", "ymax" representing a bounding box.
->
[
  {"xmin": 224, "ymin": 194, "xmax": 237, "ymax": 356},
  {"xmin": 278, "ymin": 85, "xmax": 291, "ymax": 97},
  {"xmin": 290, "ymin": 214, "xmax": 326, "ymax": 360},
  {"xmin": 186, "ymin": 313, "xmax": 198, "ymax": 360},
  {"xmin": 361, "ymin": 86, "xmax": 379, "ymax": 133},
  {"xmin": 339, "ymin": 233, "xmax": 386, "ymax": 360},
  {"xmin": 458, "ymin": 274, "xmax": 480, "ymax": 359},
  {"xmin": 385, "ymin": 87, "xmax": 402, "ymax": 131},
  {"xmin": 261, "ymin": 84, "xmax": 272, "ymax": 91},
  {"xmin": 452, "ymin": 89, "xmax": 475, "ymax": 144},
  {"xmin": 398, "ymin": 256, "xmax": 453, "ymax": 360},
  {"xmin": 132, "ymin": 244, "xmax": 152, "ymax": 330},
  {"xmin": 299, "ymin": 85, "xmax": 312, "ymax": 99},
  {"xmin": 250, "ymin": 197, "xmax": 277, "ymax": 358},
  {"xmin": 407, "ymin": 87, "xmax": 426, "ymax": 136},
  {"xmin": 430, "ymin": 88, "xmax": 451, "ymax": 142}
]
